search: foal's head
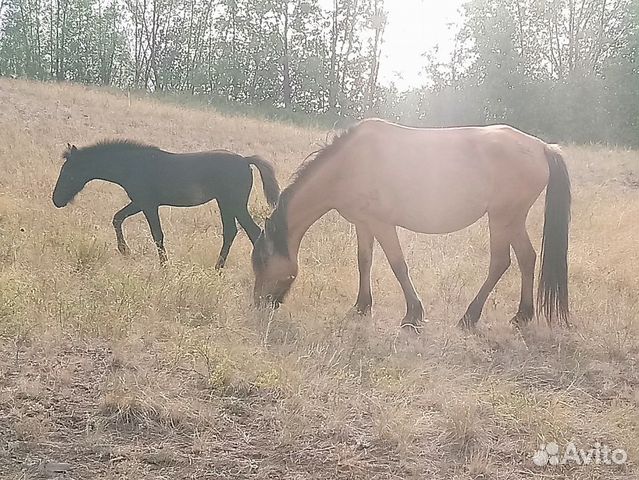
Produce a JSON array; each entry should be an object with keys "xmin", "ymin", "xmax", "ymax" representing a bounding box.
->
[
  {"xmin": 52, "ymin": 144, "xmax": 90, "ymax": 207},
  {"xmin": 251, "ymin": 216, "xmax": 298, "ymax": 309}
]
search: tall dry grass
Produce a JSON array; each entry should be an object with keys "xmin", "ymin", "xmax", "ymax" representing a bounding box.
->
[{"xmin": 0, "ymin": 78, "xmax": 638, "ymax": 479}]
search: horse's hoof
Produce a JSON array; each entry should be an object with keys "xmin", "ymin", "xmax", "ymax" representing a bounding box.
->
[
  {"xmin": 400, "ymin": 311, "xmax": 423, "ymax": 333},
  {"xmin": 457, "ymin": 315, "xmax": 477, "ymax": 330},
  {"xmin": 510, "ymin": 305, "xmax": 534, "ymax": 328},
  {"xmin": 400, "ymin": 303, "xmax": 424, "ymax": 330},
  {"xmin": 400, "ymin": 321, "xmax": 422, "ymax": 335},
  {"xmin": 510, "ymin": 313, "xmax": 532, "ymax": 328},
  {"xmin": 354, "ymin": 304, "xmax": 372, "ymax": 316},
  {"xmin": 117, "ymin": 244, "xmax": 130, "ymax": 255}
]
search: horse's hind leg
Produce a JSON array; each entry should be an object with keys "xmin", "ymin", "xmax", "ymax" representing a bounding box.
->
[
  {"xmin": 354, "ymin": 224, "xmax": 374, "ymax": 315},
  {"xmin": 510, "ymin": 219, "xmax": 536, "ymax": 325},
  {"xmin": 234, "ymin": 204, "xmax": 261, "ymax": 245},
  {"xmin": 215, "ymin": 201, "xmax": 238, "ymax": 269},
  {"xmin": 459, "ymin": 218, "xmax": 511, "ymax": 329},
  {"xmin": 370, "ymin": 223, "xmax": 423, "ymax": 329},
  {"xmin": 113, "ymin": 202, "xmax": 141, "ymax": 254},
  {"xmin": 142, "ymin": 206, "xmax": 168, "ymax": 265}
]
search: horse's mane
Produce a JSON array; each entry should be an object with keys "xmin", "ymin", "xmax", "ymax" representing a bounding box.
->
[
  {"xmin": 64, "ymin": 139, "xmax": 162, "ymax": 159},
  {"xmin": 289, "ymin": 127, "xmax": 355, "ymax": 190},
  {"xmin": 267, "ymin": 124, "xmax": 359, "ymax": 256}
]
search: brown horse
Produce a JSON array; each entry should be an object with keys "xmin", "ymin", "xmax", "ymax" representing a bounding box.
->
[{"xmin": 252, "ymin": 119, "xmax": 571, "ymax": 329}]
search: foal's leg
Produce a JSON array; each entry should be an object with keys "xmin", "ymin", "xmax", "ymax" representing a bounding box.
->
[
  {"xmin": 142, "ymin": 206, "xmax": 168, "ymax": 265},
  {"xmin": 234, "ymin": 204, "xmax": 261, "ymax": 245},
  {"xmin": 112, "ymin": 202, "xmax": 141, "ymax": 254},
  {"xmin": 215, "ymin": 201, "xmax": 238, "ymax": 269},
  {"xmin": 354, "ymin": 224, "xmax": 374, "ymax": 315},
  {"xmin": 458, "ymin": 218, "xmax": 511, "ymax": 328},
  {"xmin": 510, "ymin": 219, "xmax": 536, "ymax": 325},
  {"xmin": 370, "ymin": 223, "xmax": 423, "ymax": 328}
]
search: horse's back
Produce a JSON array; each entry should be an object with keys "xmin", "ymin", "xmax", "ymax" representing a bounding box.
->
[
  {"xmin": 130, "ymin": 150, "xmax": 253, "ymax": 207},
  {"xmin": 331, "ymin": 120, "xmax": 551, "ymax": 233},
  {"xmin": 150, "ymin": 150, "xmax": 251, "ymax": 179},
  {"xmin": 354, "ymin": 120, "xmax": 549, "ymax": 194}
]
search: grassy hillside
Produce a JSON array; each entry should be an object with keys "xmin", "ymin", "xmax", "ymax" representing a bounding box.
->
[{"xmin": 0, "ymin": 78, "xmax": 638, "ymax": 479}]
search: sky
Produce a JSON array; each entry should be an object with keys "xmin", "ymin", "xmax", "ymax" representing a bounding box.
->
[{"xmin": 378, "ymin": 0, "xmax": 465, "ymax": 88}]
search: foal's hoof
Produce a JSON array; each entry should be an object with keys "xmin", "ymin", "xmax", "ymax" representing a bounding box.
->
[{"xmin": 117, "ymin": 243, "xmax": 130, "ymax": 255}]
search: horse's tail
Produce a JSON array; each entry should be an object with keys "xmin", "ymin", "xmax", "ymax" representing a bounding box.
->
[
  {"xmin": 246, "ymin": 155, "xmax": 280, "ymax": 207},
  {"xmin": 537, "ymin": 144, "xmax": 571, "ymax": 325}
]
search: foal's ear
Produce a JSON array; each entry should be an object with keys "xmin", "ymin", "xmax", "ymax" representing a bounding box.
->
[{"xmin": 63, "ymin": 143, "xmax": 78, "ymax": 161}]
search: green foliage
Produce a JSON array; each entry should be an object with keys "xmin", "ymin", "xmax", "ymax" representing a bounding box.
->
[
  {"xmin": 386, "ymin": 0, "xmax": 638, "ymax": 146},
  {"xmin": 0, "ymin": 0, "xmax": 636, "ymax": 144}
]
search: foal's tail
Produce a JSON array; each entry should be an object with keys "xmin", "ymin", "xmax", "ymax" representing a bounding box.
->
[
  {"xmin": 538, "ymin": 144, "xmax": 571, "ymax": 325},
  {"xmin": 247, "ymin": 155, "xmax": 280, "ymax": 207}
]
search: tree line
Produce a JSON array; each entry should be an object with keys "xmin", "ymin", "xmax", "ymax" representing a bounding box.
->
[{"xmin": 0, "ymin": 0, "xmax": 637, "ymax": 145}]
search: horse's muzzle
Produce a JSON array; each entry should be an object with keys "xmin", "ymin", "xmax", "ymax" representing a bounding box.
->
[
  {"xmin": 254, "ymin": 292, "xmax": 282, "ymax": 310},
  {"xmin": 52, "ymin": 192, "xmax": 69, "ymax": 208}
]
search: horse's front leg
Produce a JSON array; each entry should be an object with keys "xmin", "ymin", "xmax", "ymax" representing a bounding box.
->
[
  {"xmin": 354, "ymin": 223, "xmax": 374, "ymax": 315},
  {"xmin": 112, "ymin": 202, "xmax": 141, "ymax": 254},
  {"xmin": 370, "ymin": 223, "xmax": 423, "ymax": 330}
]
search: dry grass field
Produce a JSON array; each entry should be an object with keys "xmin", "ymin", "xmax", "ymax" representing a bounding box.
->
[{"xmin": 0, "ymin": 77, "xmax": 638, "ymax": 479}]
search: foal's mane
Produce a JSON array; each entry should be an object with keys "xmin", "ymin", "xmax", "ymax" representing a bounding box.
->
[
  {"xmin": 64, "ymin": 139, "xmax": 162, "ymax": 159},
  {"xmin": 267, "ymin": 124, "xmax": 358, "ymax": 256}
]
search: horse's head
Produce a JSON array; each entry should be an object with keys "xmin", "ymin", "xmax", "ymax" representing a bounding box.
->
[
  {"xmin": 52, "ymin": 144, "xmax": 88, "ymax": 207},
  {"xmin": 251, "ymin": 216, "xmax": 297, "ymax": 309}
]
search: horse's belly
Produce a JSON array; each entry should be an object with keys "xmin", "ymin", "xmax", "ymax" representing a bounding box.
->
[
  {"xmin": 339, "ymin": 176, "xmax": 489, "ymax": 234},
  {"xmin": 158, "ymin": 185, "xmax": 216, "ymax": 207},
  {"xmin": 395, "ymin": 201, "xmax": 487, "ymax": 234}
]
